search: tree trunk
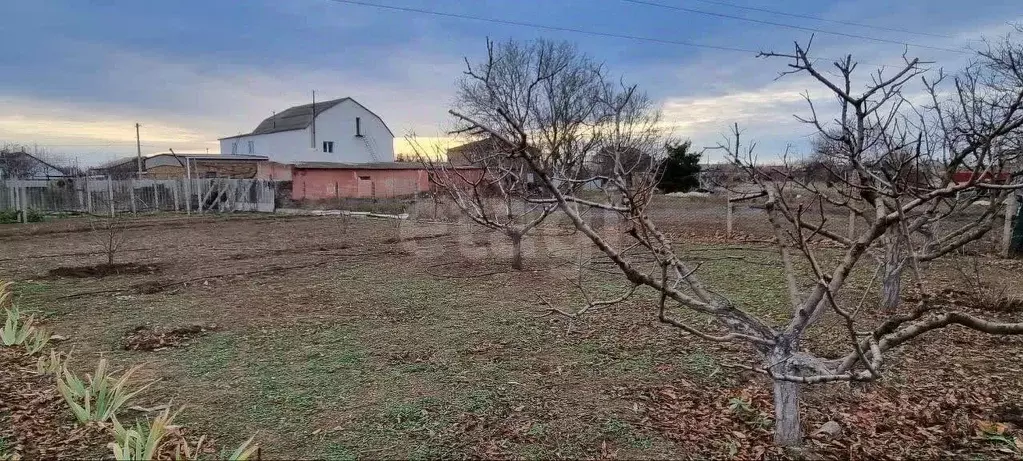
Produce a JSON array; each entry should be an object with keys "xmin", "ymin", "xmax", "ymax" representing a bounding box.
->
[
  {"xmin": 881, "ymin": 263, "xmax": 903, "ymax": 312},
  {"xmin": 772, "ymin": 378, "xmax": 802, "ymax": 447},
  {"xmin": 881, "ymin": 234, "xmax": 905, "ymax": 312},
  {"xmin": 509, "ymin": 232, "xmax": 523, "ymax": 270}
]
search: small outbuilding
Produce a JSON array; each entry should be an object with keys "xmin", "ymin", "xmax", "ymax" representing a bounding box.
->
[
  {"xmin": 290, "ymin": 162, "xmax": 481, "ymax": 200},
  {"xmin": 90, "ymin": 153, "xmax": 269, "ymax": 179}
]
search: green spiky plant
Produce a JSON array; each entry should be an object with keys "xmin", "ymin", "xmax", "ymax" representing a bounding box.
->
[
  {"xmin": 1, "ymin": 281, "xmax": 51, "ymax": 355},
  {"xmin": 223, "ymin": 436, "xmax": 259, "ymax": 461},
  {"xmin": 0, "ymin": 304, "xmax": 33, "ymax": 347},
  {"xmin": 173, "ymin": 433, "xmax": 260, "ymax": 461},
  {"xmin": 37, "ymin": 348, "xmax": 71, "ymax": 376},
  {"xmin": 22, "ymin": 327, "xmax": 51, "ymax": 355},
  {"xmin": 1, "ymin": 282, "xmax": 34, "ymax": 347},
  {"xmin": 109, "ymin": 407, "xmax": 181, "ymax": 461},
  {"xmin": 56, "ymin": 358, "xmax": 156, "ymax": 423}
]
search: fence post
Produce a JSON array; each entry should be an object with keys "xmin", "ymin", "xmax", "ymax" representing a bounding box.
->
[
  {"xmin": 172, "ymin": 181, "xmax": 180, "ymax": 212},
  {"xmin": 725, "ymin": 197, "xmax": 734, "ymax": 239},
  {"xmin": 86, "ymin": 177, "xmax": 93, "ymax": 214},
  {"xmin": 19, "ymin": 185, "xmax": 28, "ymax": 224},
  {"xmin": 107, "ymin": 176, "xmax": 114, "ymax": 217},
  {"xmin": 12, "ymin": 185, "xmax": 21, "ymax": 223},
  {"xmin": 154, "ymin": 181, "xmax": 160, "ymax": 211},
  {"xmin": 1003, "ymin": 193, "xmax": 1018, "ymax": 258},
  {"xmin": 76, "ymin": 181, "xmax": 85, "ymax": 213},
  {"xmin": 197, "ymin": 179, "xmax": 204, "ymax": 214},
  {"xmin": 129, "ymin": 179, "xmax": 137, "ymax": 215}
]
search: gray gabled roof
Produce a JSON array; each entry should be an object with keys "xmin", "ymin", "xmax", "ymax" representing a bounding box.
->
[{"xmin": 220, "ymin": 97, "xmax": 395, "ymax": 140}]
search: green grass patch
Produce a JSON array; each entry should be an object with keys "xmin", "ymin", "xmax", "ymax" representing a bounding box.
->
[{"xmin": 601, "ymin": 416, "xmax": 653, "ymax": 449}]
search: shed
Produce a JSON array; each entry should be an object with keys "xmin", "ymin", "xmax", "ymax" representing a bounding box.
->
[{"xmin": 291, "ymin": 162, "xmax": 481, "ymax": 200}]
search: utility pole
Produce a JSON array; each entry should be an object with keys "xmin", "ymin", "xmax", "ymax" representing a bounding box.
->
[{"xmin": 135, "ymin": 123, "xmax": 143, "ymax": 179}]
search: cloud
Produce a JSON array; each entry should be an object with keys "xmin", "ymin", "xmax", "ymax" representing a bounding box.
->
[
  {"xmin": 4, "ymin": 3, "xmax": 1018, "ymax": 167},
  {"xmin": 0, "ymin": 43, "xmax": 466, "ymax": 163}
]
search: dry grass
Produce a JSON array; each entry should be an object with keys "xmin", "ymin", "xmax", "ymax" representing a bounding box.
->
[{"xmin": 0, "ymin": 199, "xmax": 1020, "ymax": 458}]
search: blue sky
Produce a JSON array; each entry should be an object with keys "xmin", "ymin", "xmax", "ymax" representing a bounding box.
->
[{"xmin": 0, "ymin": 0, "xmax": 1018, "ymax": 165}]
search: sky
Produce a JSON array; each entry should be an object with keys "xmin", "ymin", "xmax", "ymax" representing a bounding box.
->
[{"xmin": 0, "ymin": 0, "xmax": 1019, "ymax": 166}]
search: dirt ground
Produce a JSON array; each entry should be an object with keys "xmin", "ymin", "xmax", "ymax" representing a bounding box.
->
[{"xmin": 1, "ymin": 196, "xmax": 1021, "ymax": 459}]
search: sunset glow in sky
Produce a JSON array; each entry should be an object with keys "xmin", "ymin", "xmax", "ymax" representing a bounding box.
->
[{"xmin": 0, "ymin": 0, "xmax": 1018, "ymax": 165}]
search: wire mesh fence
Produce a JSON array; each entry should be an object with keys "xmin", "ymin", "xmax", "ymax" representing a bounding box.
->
[{"xmin": 1, "ymin": 177, "xmax": 277, "ymax": 221}]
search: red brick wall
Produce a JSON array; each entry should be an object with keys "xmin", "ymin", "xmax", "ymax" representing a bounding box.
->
[
  {"xmin": 291, "ymin": 168, "xmax": 432, "ymax": 200},
  {"xmin": 256, "ymin": 162, "xmax": 294, "ymax": 181}
]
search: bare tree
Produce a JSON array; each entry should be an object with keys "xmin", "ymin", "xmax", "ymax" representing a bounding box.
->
[
  {"xmin": 447, "ymin": 36, "xmax": 1023, "ymax": 449},
  {"xmin": 91, "ymin": 217, "xmax": 127, "ymax": 267},
  {"xmin": 414, "ymin": 38, "xmax": 634, "ymax": 270},
  {"xmin": 0, "ymin": 143, "xmax": 75, "ymax": 179},
  {"xmin": 763, "ymin": 31, "xmax": 1023, "ymax": 311},
  {"xmin": 415, "ymin": 137, "xmax": 553, "ymax": 270},
  {"xmin": 0, "ymin": 145, "xmax": 43, "ymax": 179}
]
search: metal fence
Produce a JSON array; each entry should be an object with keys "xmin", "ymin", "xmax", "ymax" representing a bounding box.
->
[{"xmin": 1, "ymin": 177, "xmax": 276, "ymax": 220}]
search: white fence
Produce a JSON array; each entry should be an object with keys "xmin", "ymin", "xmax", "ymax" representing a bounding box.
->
[{"xmin": 1, "ymin": 177, "xmax": 276, "ymax": 219}]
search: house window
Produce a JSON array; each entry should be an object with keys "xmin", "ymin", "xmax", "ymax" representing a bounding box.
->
[
  {"xmin": 322, "ymin": 141, "xmax": 334, "ymax": 153},
  {"xmin": 247, "ymin": 141, "xmax": 254, "ymax": 154},
  {"xmin": 358, "ymin": 175, "xmax": 371, "ymax": 180},
  {"xmin": 231, "ymin": 142, "xmax": 238, "ymax": 154},
  {"xmin": 356, "ymin": 117, "xmax": 362, "ymax": 137}
]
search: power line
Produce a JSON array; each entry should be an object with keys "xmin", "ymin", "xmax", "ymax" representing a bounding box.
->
[
  {"xmin": 620, "ymin": 0, "xmax": 969, "ymax": 54},
  {"xmin": 685, "ymin": 0, "xmax": 975, "ymax": 42},
  {"xmin": 325, "ymin": 0, "xmax": 758, "ymax": 54}
]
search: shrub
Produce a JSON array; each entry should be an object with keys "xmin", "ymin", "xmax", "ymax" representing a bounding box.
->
[
  {"xmin": 56, "ymin": 358, "xmax": 156, "ymax": 423},
  {"xmin": 26, "ymin": 209, "xmax": 43, "ymax": 223},
  {"xmin": 0, "ymin": 209, "xmax": 43, "ymax": 224},
  {"xmin": 0, "ymin": 209, "xmax": 18, "ymax": 224}
]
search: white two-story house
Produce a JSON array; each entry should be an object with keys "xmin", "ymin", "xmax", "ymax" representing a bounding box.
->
[{"xmin": 218, "ymin": 97, "xmax": 395, "ymax": 165}]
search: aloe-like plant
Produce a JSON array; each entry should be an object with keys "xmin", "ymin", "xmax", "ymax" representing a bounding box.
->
[
  {"xmin": 109, "ymin": 407, "xmax": 182, "ymax": 460},
  {"xmin": 0, "ymin": 281, "xmax": 11, "ymax": 307},
  {"xmin": 224, "ymin": 436, "xmax": 259, "ymax": 461},
  {"xmin": 1, "ymin": 281, "xmax": 51, "ymax": 355},
  {"xmin": 172, "ymin": 433, "xmax": 258, "ymax": 461},
  {"xmin": 57, "ymin": 358, "xmax": 157, "ymax": 423},
  {"xmin": 22, "ymin": 327, "xmax": 51, "ymax": 355},
  {"xmin": 2, "ymin": 305, "xmax": 35, "ymax": 347},
  {"xmin": 36, "ymin": 348, "xmax": 70, "ymax": 376},
  {"xmin": 172, "ymin": 434, "xmax": 207, "ymax": 461}
]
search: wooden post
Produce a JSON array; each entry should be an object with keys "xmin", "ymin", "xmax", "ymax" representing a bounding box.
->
[
  {"xmin": 1003, "ymin": 193, "xmax": 1018, "ymax": 258},
  {"xmin": 725, "ymin": 197, "xmax": 734, "ymax": 238},
  {"xmin": 107, "ymin": 176, "xmax": 114, "ymax": 217},
  {"xmin": 129, "ymin": 179, "xmax": 137, "ymax": 215}
]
